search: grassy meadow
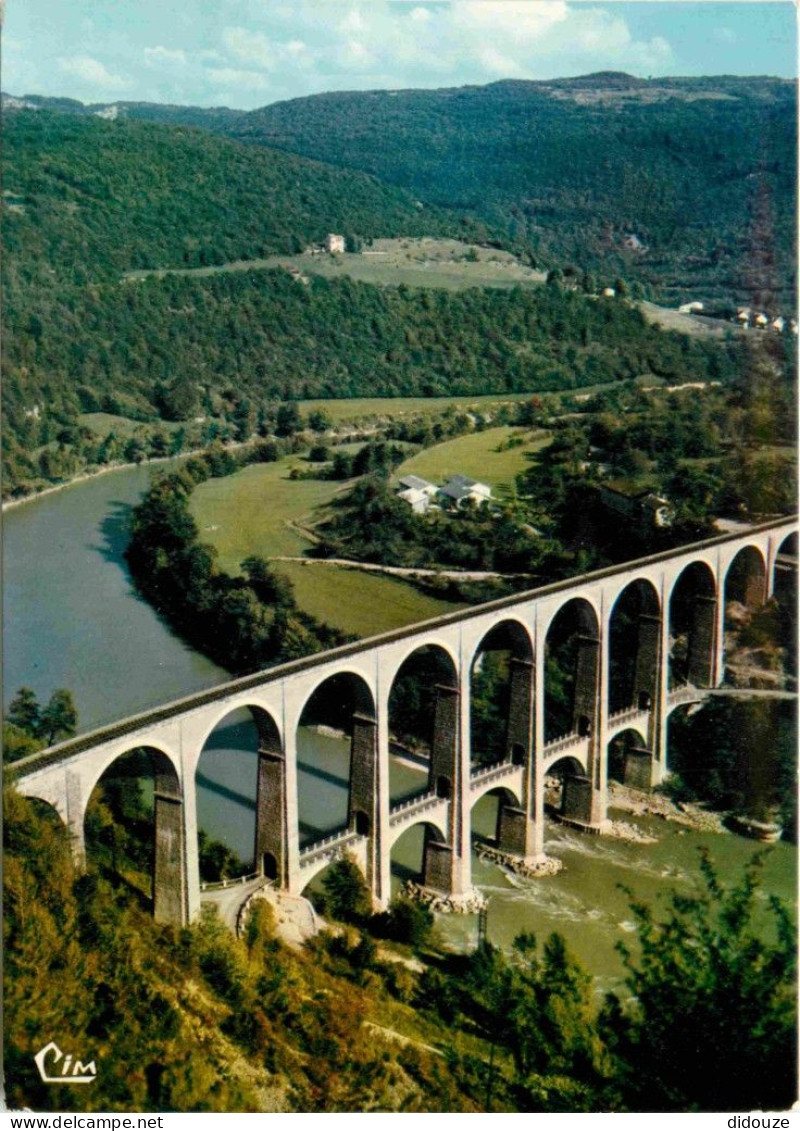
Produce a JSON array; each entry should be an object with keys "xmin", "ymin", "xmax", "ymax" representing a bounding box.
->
[
  {"xmin": 124, "ymin": 236, "xmax": 547, "ymax": 291},
  {"xmin": 277, "ymin": 561, "xmax": 464, "ymax": 637},
  {"xmin": 392, "ymin": 426, "xmax": 552, "ymax": 491},
  {"xmin": 189, "ymin": 458, "xmax": 343, "ymax": 569},
  {"xmin": 189, "ymin": 454, "xmax": 465, "ymax": 635}
]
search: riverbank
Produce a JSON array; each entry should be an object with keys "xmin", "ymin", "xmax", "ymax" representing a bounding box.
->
[{"xmin": 608, "ymin": 780, "xmax": 726, "ymax": 834}]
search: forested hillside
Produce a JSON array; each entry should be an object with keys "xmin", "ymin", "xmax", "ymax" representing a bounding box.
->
[
  {"xmin": 3, "ymin": 260, "xmax": 747, "ymax": 492},
  {"xmin": 3, "ymin": 112, "xmax": 482, "ymax": 285},
  {"xmin": 2, "ymin": 97, "xmax": 793, "ymax": 498},
  {"xmin": 227, "ymin": 73, "xmax": 797, "ymax": 305}
]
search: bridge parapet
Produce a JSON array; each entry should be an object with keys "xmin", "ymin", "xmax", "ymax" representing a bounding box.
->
[
  {"xmin": 298, "ymin": 828, "xmax": 363, "ymax": 870},
  {"xmin": 607, "ymin": 707, "xmax": 651, "ymax": 742},
  {"xmin": 389, "ymin": 789, "xmax": 438, "ymax": 823},
  {"xmin": 200, "ymin": 871, "xmax": 262, "ymax": 893},
  {"xmin": 542, "ymin": 734, "xmax": 590, "ymax": 774},
  {"xmin": 668, "ymin": 684, "xmax": 707, "ymax": 709},
  {"xmin": 543, "ymin": 731, "xmax": 580, "ymax": 756},
  {"xmin": 470, "ymin": 759, "xmax": 515, "ymax": 789}
]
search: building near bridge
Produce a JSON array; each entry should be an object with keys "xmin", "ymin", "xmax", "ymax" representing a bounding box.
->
[
  {"xmin": 396, "ymin": 474, "xmax": 438, "ymax": 514},
  {"xmin": 438, "ymin": 474, "xmax": 492, "ymax": 509}
]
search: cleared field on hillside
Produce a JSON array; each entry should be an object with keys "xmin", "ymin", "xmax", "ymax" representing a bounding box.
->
[
  {"xmin": 123, "ymin": 237, "xmax": 547, "ymax": 291},
  {"xmin": 277, "ymin": 561, "xmax": 464, "ymax": 637},
  {"xmin": 392, "ymin": 426, "xmax": 551, "ymax": 491},
  {"xmin": 299, "ymin": 392, "xmax": 539, "ymax": 424},
  {"xmin": 78, "ymin": 412, "xmax": 183, "ymax": 437}
]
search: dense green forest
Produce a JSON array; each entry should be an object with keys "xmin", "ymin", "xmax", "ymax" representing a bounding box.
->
[
  {"xmin": 2, "ymin": 247, "xmax": 753, "ymax": 495},
  {"xmin": 4, "ymin": 100, "xmax": 795, "ymax": 498},
  {"xmin": 11, "ymin": 74, "xmax": 796, "ymax": 305},
  {"xmin": 225, "ymin": 74, "xmax": 797, "ymax": 306},
  {"xmin": 3, "ymin": 112, "xmax": 482, "ymax": 284},
  {"xmin": 4, "ymin": 787, "xmax": 795, "ymax": 1112}
]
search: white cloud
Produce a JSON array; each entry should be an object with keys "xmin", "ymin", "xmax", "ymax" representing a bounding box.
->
[
  {"xmin": 714, "ymin": 27, "xmax": 737, "ymax": 46},
  {"xmin": 192, "ymin": 0, "xmax": 678, "ymax": 107},
  {"xmin": 207, "ymin": 66, "xmax": 271, "ymax": 90},
  {"xmin": 223, "ymin": 26, "xmax": 274, "ymax": 69},
  {"xmin": 144, "ymin": 45, "xmax": 187, "ymax": 67},
  {"xmin": 58, "ymin": 55, "xmax": 129, "ymax": 89}
]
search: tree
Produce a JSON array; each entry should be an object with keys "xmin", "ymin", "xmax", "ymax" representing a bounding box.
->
[
  {"xmin": 308, "ymin": 409, "xmax": 332, "ymax": 433},
  {"xmin": 603, "ymin": 852, "xmax": 797, "ymax": 1112},
  {"xmin": 320, "ymin": 855, "xmax": 371, "ymax": 924},
  {"xmin": 37, "ymin": 689, "xmax": 78, "ymax": 746},
  {"xmin": 6, "ymin": 687, "xmax": 40, "ymax": 735},
  {"xmin": 276, "ymin": 402, "xmax": 301, "ymax": 437}
]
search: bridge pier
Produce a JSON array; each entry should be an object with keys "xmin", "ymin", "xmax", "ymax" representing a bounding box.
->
[
  {"xmin": 255, "ymin": 747, "xmax": 287, "ymax": 885},
  {"xmin": 688, "ymin": 594, "xmax": 717, "ymax": 687},
  {"xmin": 153, "ymin": 787, "xmax": 186, "ymax": 926},
  {"xmin": 348, "ymin": 714, "xmax": 381, "ymax": 900},
  {"xmin": 634, "ymin": 613, "xmax": 661, "ymax": 708},
  {"xmin": 505, "ymin": 657, "xmax": 543, "ymax": 860},
  {"xmin": 561, "ymin": 773, "xmax": 606, "ymax": 828},
  {"xmin": 428, "ymin": 684, "xmax": 469, "ymax": 895}
]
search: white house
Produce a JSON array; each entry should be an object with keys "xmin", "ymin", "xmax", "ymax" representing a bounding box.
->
[
  {"xmin": 395, "ymin": 475, "xmax": 438, "ymax": 514},
  {"xmin": 438, "ymin": 475, "xmax": 492, "ymax": 509},
  {"xmin": 678, "ymin": 301, "xmax": 704, "ymax": 314}
]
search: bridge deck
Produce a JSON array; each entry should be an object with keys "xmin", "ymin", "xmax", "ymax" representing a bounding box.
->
[{"xmin": 9, "ymin": 516, "xmax": 794, "ymax": 777}]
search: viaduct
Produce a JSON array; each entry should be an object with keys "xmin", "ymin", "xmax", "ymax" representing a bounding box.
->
[{"xmin": 9, "ymin": 518, "xmax": 797, "ymax": 926}]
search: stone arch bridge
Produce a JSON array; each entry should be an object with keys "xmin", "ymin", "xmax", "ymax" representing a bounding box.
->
[{"xmin": 9, "ymin": 518, "xmax": 796, "ymax": 925}]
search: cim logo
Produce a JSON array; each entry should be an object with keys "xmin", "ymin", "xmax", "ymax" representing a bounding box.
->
[{"xmin": 34, "ymin": 1041, "xmax": 97, "ymax": 1085}]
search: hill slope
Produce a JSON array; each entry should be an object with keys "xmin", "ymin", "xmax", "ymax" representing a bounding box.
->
[
  {"xmin": 225, "ymin": 74, "xmax": 797, "ymax": 305},
  {"xmin": 3, "ymin": 111, "xmax": 488, "ymax": 286}
]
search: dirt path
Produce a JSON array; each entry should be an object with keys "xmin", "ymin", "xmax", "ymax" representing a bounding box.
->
[{"xmin": 269, "ymin": 554, "xmax": 531, "ymax": 582}]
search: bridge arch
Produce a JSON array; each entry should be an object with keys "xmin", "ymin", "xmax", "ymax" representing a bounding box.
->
[
  {"xmin": 389, "ymin": 820, "xmax": 449, "ymax": 894},
  {"xmin": 469, "ymin": 619, "xmax": 534, "ymax": 771},
  {"xmin": 388, "ymin": 644, "xmax": 459, "ymax": 806},
  {"xmin": 296, "ymin": 671, "xmax": 376, "ymax": 848},
  {"xmin": 668, "ymin": 560, "xmax": 717, "ymax": 689},
  {"xmin": 300, "ymin": 849, "xmax": 369, "ymax": 909},
  {"xmin": 544, "ymin": 754, "xmax": 588, "ymax": 814},
  {"xmin": 608, "ymin": 578, "xmax": 661, "ymax": 715},
  {"xmin": 195, "ymin": 704, "xmax": 283, "ymax": 886},
  {"xmin": 724, "ymin": 546, "xmax": 767, "ymax": 610},
  {"xmin": 470, "ymin": 784, "xmax": 523, "ymax": 859},
  {"xmin": 83, "ymin": 744, "xmax": 185, "ymax": 924},
  {"xmin": 607, "ymin": 727, "xmax": 650, "ymax": 789},
  {"xmin": 544, "ymin": 597, "xmax": 600, "ymax": 743}
]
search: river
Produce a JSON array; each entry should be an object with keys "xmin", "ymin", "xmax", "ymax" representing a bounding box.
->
[{"xmin": 4, "ymin": 465, "xmax": 796, "ymax": 986}]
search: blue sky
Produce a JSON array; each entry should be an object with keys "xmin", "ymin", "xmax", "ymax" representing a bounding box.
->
[{"xmin": 4, "ymin": 2, "xmax": 797, "ymax": 110}]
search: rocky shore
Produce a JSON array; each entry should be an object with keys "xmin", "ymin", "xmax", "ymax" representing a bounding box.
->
[
  {"xmin": 608, "ymin": 780, "xmax": 725, "ymax": 834},
  {"xmin": 403, "ymin": 881, "xmax": 487, "ymax": 914},
  {"xmin": 476, "ymin": 844, "xmax": 564, "ymax": 878}
]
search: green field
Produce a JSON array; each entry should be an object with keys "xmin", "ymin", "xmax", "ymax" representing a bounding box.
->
[
  {"xmin": 189, "ymin": 454, "xmax": 465, "ymax": 634},
  {"xmin": 299, "ymin": 392, "xmax": 542, "ymax": 424},
  {"xmin": 189, "ymin": 459, "xmax": 344, "ymax": 570},
  {"xmin": 78, "ymin": 412, "xmax": 183, "ymax": 437},
  {"xmin": 277, "ymin": 561, "xmax": 464, "ymax": 637},
  {"xmin": 392, "ymin": 426, "xmax": 552, "ymax": 492},
  {"xmin": 124, "ymin": 237, "xmax": 547, "ymax": 292}
]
